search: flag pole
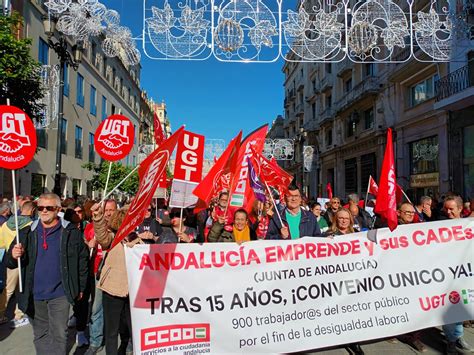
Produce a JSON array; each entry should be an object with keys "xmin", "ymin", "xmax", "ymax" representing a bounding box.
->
[
  {"xmin": 223, "ymin": 174, "xmax": 234, "ymax": 221},
  {"xmin": 364, "ymin": 176, "xmax": 371, "ymax": 209},
  {"xmin": 102, "ymin": 161, "xmax": 112, "ymax": 203},
  {"xmin": 399, "ymin": 186, "xmax": 413, "ymax": 205},
  {"xmin": 264, "ymin": 181, "xmax": 283, "ymax": 227},
  {"xmin": 11, "ymin": 170, "xmax": 23, "ymax": 293},
  {"xmin": 100, "ymin": 165, "xmax": 138, "ymax": 203}
]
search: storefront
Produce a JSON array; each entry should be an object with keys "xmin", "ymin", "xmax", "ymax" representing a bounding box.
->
[{"xmin": 409, "ymin": 136, "xmax": 440, "ymax": 202}]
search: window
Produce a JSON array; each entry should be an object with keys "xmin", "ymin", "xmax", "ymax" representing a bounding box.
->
[
  {"xmin": 345, "ymin": 158, "xmax": 358, "ymax": 195},
  {"xmin": 345, "ymin": 78, "xmax": 352, "ymax": 92},
  {"xmin": 326, "ymin": 128, "xmax": 333, "ymax": 147},
  {"xmin": 72, "ymin": 179, "xmax": 81, "ymax": 197},
  {"xmin": 312, "ymin": 102, "xmax": 316, "ymax": 119},
  {"xmin": 409, "ymin": 136, "xmax": 439, "ymax": 175},
  {"xmin": 38, "ymin": 38, "xmax": 49, "ymax": 65},
  {"xmin": 76, "ymin": 73, "xmax": 84, "ymax": 107},
  {"xmin": 325, "ymin": 63, "xmax": 332, "ymax": 74},
  {"xmin": 31, "ymin": 174, "xmax": 46, "ymax": 197},
  {"xmin": 90, "ymin": 85, "xmax": 97, "ymax": 116},
  {"xmin": 75, "ymin": 125, "xmax": 83, "ymax": 159},
  {"xmin": 63, "ymin": 63, "xmax": 69, "ymax": 97},
  {"xmin": 88, "ymin": 133, "xmax": 95, "ymax": 163},
  {"xmin": 346, "ymin": 117, "xmax": 356, "ymax": 137},
  {"xmin": 111, "ymin": 104, "xmax": 116, "ymax": 115},
  {"xmin": 133, "ymin": 124, "xmax": 136, "ymax": 144},
  {"xmin": 361, "ymin": 153, "xmax": 377, "ymax": 193},
  {"xmin": 325, "ymin": 94, "xmax": 332, "ymax": 108},
  {"xmin": 409, "ymin": 75, "xmax": 439, "ymax": 107},
  {"xmin": 364, "ymin": 63, "xmax": 374, "ymax": 77},
  {"xmin": 60, "ymin": 118, "xmax": 67, "ymax": 154},
  {"xmin": 37, "ymin": 129, "xmax": 47, "ymax": 148},
  {"xmin": 101, "ymin": 96, "xmax": 107, "ymax": 120},
  {"xmin": 91, "ymin": 42, "xmax": 97, "ymax": 63},
  {"xmin": 364, "ymin": 108, "xmax": 374, "ymax": 130}
]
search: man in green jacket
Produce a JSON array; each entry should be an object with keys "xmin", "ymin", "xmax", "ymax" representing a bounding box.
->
[{"xmin": 6, "ymin": 193, "xmax": 89, "ymax": 355}]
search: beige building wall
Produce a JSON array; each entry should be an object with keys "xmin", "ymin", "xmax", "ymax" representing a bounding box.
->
[{"xmin": 1, "ymin": 0, "xmax": 144, "ymax": 199}]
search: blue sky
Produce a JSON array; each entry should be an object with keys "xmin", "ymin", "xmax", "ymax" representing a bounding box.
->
[{"xmin": 102, "ymin": 0, "xmax": 292, "ymax": 143}]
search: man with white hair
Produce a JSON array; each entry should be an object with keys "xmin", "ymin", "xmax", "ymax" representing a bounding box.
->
[{"xmin": 6, "ymin": 193, "xmax": 89, "ymax": 355}]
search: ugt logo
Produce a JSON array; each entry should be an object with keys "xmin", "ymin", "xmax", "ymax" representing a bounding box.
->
[
  {"xmin": 98, "ymin": 118, "xmax": 130, "ymax": 149},
  {"xmin": 0, "ymin": 112, "xmax": 31, "ymax": 153}
]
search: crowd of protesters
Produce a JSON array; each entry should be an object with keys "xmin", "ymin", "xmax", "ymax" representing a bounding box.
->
[{"xmin": 0, "ymin": 189, "xmax": 473, "ymax": 355}]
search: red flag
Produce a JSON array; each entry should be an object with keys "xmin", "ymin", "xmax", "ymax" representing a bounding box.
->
[
  {"xmin": 153, "ymin": 112, "xmax": 165, "ymax": 145},
  {"xmin": 192, "ymin": 131, "xmax": 242, "ymax": 212},
  {"xmin": 326, "ymin": 183, "xmax": 333, "ymax": 199},
  {"xmin": 228, "ymin": 125, "xmax": 268, "ymax": 213},
  {"xmin": 110, "ymin": 126, "xmax": 185, "ymax": 249},
  {"xmin": 250, "ymin": 146, "xmax": 292, "ymax": 199},
  {"xmin": 368, "ymin": 175, "xmax": 379, "ymax": 196},
  {"xmin": 374, "ymin": 128, "xmax": 398, "ymax": 231}
]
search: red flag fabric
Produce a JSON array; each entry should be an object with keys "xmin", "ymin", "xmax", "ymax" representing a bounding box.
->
[
  {"xmin": 250, "ymin": 146, "xmax": 292, "ymax": 199},
  {"xmin": 326, "ymin": 183, "xmax": 333, "ymax": 199},
  {"xmin": 374, "ymin": 128, "xmax": 398, "ymax": 231},
  {"xmin": 110, "ymin": 126, "xmax": 185, "ymax": 249},
  {"xmin": 368, "ymin": 175, "xmax": 379, "ymax": 196},
  {"xmin": 228, "ymin": 125, "xmax": 268, "ymax": 213},
  {"xmin": 192, "ymin": 131, "xmax": 242, "ymax": 212},
  {"xmin": 153, "ymin": 112, "xmax": 165, "ymax": 145}
]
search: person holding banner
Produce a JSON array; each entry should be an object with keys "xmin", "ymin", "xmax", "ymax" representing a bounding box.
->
[
  {"xmin": 6, "ymin": 193, "xmax": 89, "ymax": 355},
  {"xmin": 208, "ymin": 208, "xmax": 257, "ymax": 243},
  {"xmin": 91, "ymin": 202, "xmax": 145, "ymax": 355},
  {"xmin": 267, "ymin": 186, "xmax": 322, "ymax": 240},
  {"xmin": 324, "ymin": 208, "xmax": 355, "ymax": 237},
  {"xmin": 442, "ymin": 196, "xmax": 474, "ymax": 354}
]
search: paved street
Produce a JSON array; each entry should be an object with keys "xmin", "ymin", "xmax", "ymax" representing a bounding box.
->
[{"xmin": 1, "ymin": 313, "xmax": 473, "ymax": 354}]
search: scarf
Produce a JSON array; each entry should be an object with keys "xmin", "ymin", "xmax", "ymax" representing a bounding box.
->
[{"xmin": 233, "ymin": 225, "xmax": 250, "ymax": 244}]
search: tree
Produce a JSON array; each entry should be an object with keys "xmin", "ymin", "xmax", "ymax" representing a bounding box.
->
[
  {"xmin": 83, "ymin": 162, "xmax": 139, "ymax": 197},
  {"xmin": 0, "ymin": 12, "xmax": 44, "ymax": 120}
]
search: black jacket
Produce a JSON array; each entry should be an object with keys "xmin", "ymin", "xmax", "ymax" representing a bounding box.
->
[
  {"xmin": 6, "ymin": 219, "xmax": 89, "ymax": 317},
  {"xmin": 266, "ymin": 208, "xmax": 322, "ymax": 239}
]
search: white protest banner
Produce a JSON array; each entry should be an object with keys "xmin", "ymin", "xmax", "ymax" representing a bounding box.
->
[
  {"xmin": 125, "ymin": 218, "xmax": 474, "ymax": 354},
  {"xmin": 170, "ymin": 131, "xmax": 205, "ymax": 208}
]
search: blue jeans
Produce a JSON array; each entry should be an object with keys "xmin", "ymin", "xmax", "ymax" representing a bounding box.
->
[
  {"xmin": 443, "ymin": 322, "xmax": 463, "ymax": 342},
  {"xmin": 89, "ymin": 279, "xmax": 104, "ymax": 348}
]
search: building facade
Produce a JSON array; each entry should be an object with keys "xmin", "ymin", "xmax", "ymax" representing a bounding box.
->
[
  {"xmin": 1, "ymin": 0, "xmax": 147, "ymax": 199},
  {"xmin": 278, "ymin": 0, "xmax": 473, "ymax": 202}
]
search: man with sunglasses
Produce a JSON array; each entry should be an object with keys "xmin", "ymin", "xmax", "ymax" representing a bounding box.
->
[
  {"xmin": 136, "ymin": 204, "xmax": 162, "ymax": 243},
  {"xmin": 6, "ymin": 193, "xmax": 89, "ymax": 355}
]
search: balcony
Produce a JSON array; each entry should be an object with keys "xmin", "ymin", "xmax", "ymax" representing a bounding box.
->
[
  {"xmin": 304, "ymin": 118, "xmax": 319, "ymax": 132},
  {"xmin": 319, "ymin": 107, "xmax": 334, "ymax": 125},
  {"xmin": 336, "ymin": 57, "xmax": 353, "ymax": 77},
  {"xmin": 296, "ymin": 103, "xmax": 304, "ymax": 116},
  {"xmin": 335, "ymin": 76, "xmax": 381, "ymax": 114},
  {"xmin": 434, "ymin": 64, "xmax": 474, "ymax": 110}
]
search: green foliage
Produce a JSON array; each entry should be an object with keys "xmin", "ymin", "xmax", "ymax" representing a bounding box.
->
[
  {"xmin": 83, "ymin": 162, "xmax": 139, "ymax": 196},
  {"xmin": 0, "ymin": 12, "xmax": 44, "ymax": 120}
]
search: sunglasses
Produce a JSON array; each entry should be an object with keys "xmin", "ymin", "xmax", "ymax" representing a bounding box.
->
[
  {"xmin": 37, "ymin": 206, "xmax": 58, "ymax": 212},
  {"xmin": 147, "ymin": 208, "xmax": 152, "ymax": 211}
]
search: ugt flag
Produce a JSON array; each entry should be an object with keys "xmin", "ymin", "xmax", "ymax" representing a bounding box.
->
[{"xmin": 374, "ymin": 128, "xmax": 398, "ymax": 231}]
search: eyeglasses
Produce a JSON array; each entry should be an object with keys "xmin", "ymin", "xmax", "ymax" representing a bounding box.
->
[
  {"xmin": 147, "ymin": 208, "xmax": 152, "ymax": 211},
  {"xmin": 74, "ymin": 209, "xmax": 83, "ymax": 213},
  {"xmin": 287, "ymin": 195, "xmax": 301, "ymax": 199},
  {"xmin": 401, "ymin": 210, "xmax": 415, "ymax": 215},
  {"xmin": 37, "ymin": 206, "xmax": 58, "ymax": 212}
]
